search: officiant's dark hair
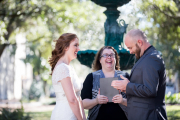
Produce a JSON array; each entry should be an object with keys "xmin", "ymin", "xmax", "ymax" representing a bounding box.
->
[
  {"xmin": 92, "ymin": 46, "xmax": 120, "ymax": 71},
  {"xmin": 49, "ymin": 33, "xmax": 78, "ymax": 75}
]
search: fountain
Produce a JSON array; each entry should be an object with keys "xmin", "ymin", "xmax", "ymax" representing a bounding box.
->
[{"xmin": 77, "ymin": 0, "xmax": 135, "ymax": 70}]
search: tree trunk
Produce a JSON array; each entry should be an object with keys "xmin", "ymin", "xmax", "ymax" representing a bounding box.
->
[
  {"xmin": 175, "ymin": 72, "xmax": 179, "ymax": 93},
  {"xmin": 0, "ymin": 44, "xmax": 8, "ymax": 58}
]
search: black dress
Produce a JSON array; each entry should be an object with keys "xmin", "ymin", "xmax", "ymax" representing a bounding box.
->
[{"xmin": 81, "ymin": 73, "xmax": 128, "ymax": 120}]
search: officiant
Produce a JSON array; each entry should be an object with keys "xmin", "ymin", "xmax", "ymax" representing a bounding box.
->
[{"xmin": 81, "ymin": 46, "xmax": 129, "ymax": 120}]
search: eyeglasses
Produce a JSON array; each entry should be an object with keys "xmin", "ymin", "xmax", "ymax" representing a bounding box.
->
[{"xmin": 100, "ymin": 54, "xmax": 115, "ymax": 58}]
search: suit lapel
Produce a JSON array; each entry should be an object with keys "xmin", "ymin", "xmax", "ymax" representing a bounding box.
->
[{"xmin": 129, "ymin": 46, "xmax": 156, "ymax": 78}]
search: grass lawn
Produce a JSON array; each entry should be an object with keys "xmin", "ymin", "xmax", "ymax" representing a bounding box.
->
[
  {"xmin": 26, "ymin": 110, "xmax": 88, "ymax": 120},
  {"xmin": 27, "ymin": 105, "xmax": 180, "ymax": 120},
  {"xmin": 166, "ymin": 105, "xmax": 180, "ymax": 120},
  {"xmin": 25, "ymin": 111, "xmax": 52, "ymax": 120}
]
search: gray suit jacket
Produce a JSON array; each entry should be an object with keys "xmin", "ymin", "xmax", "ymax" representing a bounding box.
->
[{"xmin": 126, "ymin": 46, "xmax": 167, "ymax": 120}]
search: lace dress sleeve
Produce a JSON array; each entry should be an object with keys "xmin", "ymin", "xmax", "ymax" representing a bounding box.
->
[{"xmin": 52, "ymin": 64, "xmax": 70, "ymax": 84}]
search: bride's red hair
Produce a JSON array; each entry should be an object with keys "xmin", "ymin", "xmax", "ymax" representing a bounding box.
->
[{"xmin": 49, "ymin": 33, "xmax": 78, "ymax": 75}]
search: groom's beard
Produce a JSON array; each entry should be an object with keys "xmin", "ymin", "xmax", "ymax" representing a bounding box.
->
[{"xmin": 135, "ymin": 44, "xmax": 141, "ymax": 59}]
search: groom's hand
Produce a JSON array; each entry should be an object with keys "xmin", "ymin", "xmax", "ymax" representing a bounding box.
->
[
  {"xmin": 96, "ymin": 89, "xmax": 108, "ymax": 104},
  {"xmin": 111, "ymin": 75, "xmax": 130, "ymax": 92}
]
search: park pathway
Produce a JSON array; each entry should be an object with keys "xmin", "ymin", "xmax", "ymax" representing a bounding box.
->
[{"xmin": 0, "ymin": 99, "xmax": 55, "ymax": 112}]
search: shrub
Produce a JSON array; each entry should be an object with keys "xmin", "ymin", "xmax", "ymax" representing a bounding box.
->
[
  {"xmin": 165, "ymin": 93, "xmax": 180, "ymax": 104},
  {"xmin": 0, "ymin": 107, "xmax": 31, "ymax": 120}
]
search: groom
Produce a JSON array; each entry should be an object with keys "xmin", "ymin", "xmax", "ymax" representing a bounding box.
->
[{"xmin": 112, "ymin": 29, "xmax": 167, "ymax": 120}]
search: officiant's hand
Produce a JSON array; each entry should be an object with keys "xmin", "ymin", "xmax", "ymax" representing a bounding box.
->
[
  {"xmin": 96, "ymin": 89, "xmax": 108, "ymax": 104},
  {"xmin": 112, "ymin": 94, "xmax": 123, "ymax": 104},
  {"xmin": 111, "ymin": 75, "xmax": 130, "ymax": 92},
  {"xmin": 112, "ymin": 94, "xmax": 127, "ymax": 106}
]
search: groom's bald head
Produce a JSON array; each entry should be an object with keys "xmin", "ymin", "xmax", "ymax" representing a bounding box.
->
[
  {"xmin": 124, "ymin": 29, "xmax": 150, "ymax": 59},
  {"xmin": 125, "ymin": 29, "xmax": 148, "ymax": 43}
]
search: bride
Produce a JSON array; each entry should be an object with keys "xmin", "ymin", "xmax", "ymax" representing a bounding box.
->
[{"xmin": 49, "ymin": 33, "xmax": 86, "ymax": 120}]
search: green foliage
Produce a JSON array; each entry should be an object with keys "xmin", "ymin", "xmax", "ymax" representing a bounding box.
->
[
  {"xmin": 0, "ymin": 0, "xmax": 106, "ymax": 96},
  {"xmin": 165, "ymin": 93, "xmax": 180, "ymax": 104},
  {"xmin": 0, "ymin": 0, "xmax": 52, "ymax": 43},
  {"xmin": 28, "ymin": 80, "xmax": 44, "ymax": 100},
  {"xmin": 23, "ymin": 1, "xmax": 105, "ymax": 97},
  {"xmin": 0, "ymin": 107, "xmax": 31, "ymax": 120},
  {"xmin": 134, "ymin": 0, "xmax": 180, "ymax": 77}
]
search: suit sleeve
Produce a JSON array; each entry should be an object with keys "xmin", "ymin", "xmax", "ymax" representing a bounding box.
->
[
  {"xmin": 125, "ymin": 72, "xmax": 130, "ymax": 80},
  {"xmin": 126, "ymin": 56, "xmax": 161, "ymax": 97}
]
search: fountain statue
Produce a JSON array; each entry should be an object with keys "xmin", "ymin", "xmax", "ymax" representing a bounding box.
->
[{"xmin": 77, "ymin": 0, "xmax": 135, "ymax": 70}]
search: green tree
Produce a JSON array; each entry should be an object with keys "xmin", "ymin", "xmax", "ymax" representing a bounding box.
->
[
  {"xmin": 0, "ymin": 0, "xmax": 106, "ymax": 97},
  {"xmin": 24, "ymin": 0, "xmax": 105, "ymax": 96},
  {"xmin": 133, "ymin": 0, "xmax": 180, "ymax": 79},
  {"xmin": 0, "ymin": 0, "xmax": 56, "ymax": 56}
]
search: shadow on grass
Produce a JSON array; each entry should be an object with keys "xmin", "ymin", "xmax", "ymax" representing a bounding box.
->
[
  {"xmin": 24, "ymin": 105, "xmax": 180, "ymax": 120},
  {"xmin": 26, "ymin": 111, "xmax": 51, "ymax": 120}
]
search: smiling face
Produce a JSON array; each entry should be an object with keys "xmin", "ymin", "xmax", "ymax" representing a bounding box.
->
[
  {"xmin": 66, "ymin": 38, "xmax": 80, "ymax": 60},
  {"xmin": 99, "ymin": 48, "xmax": 116, "ymax": 70}
]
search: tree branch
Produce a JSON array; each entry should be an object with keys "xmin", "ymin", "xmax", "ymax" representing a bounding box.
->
[{"xmin": 153, "ymin": 4, "xmax": 180, "ymax": 19}]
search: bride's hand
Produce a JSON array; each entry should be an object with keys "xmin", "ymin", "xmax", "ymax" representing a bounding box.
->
[{"xmin": 96, "ymin": 89, "xmax": 108, "ymax": 104}]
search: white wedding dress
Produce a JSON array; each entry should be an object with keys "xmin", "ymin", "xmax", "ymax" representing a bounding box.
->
[{"xmin": 50, "ymin": 63, "xmax": 83, "ymax": 120}]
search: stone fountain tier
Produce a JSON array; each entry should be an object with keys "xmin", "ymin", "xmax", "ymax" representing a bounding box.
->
[
  {"xmin": 91, "ymin": 0, "xmax": 131, "ymax": 7},
  {"xmin": 77, "ymin": 49, "xmax": 135, "ymax": 70}
]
